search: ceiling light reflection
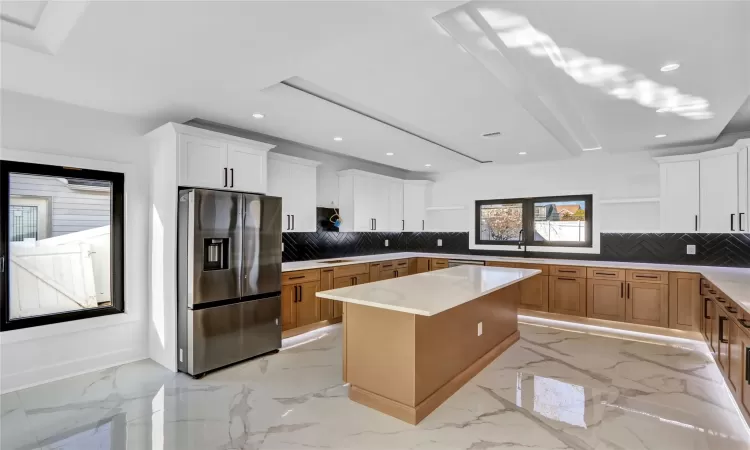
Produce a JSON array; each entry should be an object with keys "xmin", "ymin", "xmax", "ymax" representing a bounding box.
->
[
  {"xmin": 473, "ymin": 8, "xmax": 713, "ymax": 120},
  {"xmin": 660, "ymin": 63, "xmax": 680, "ymax": 72}
]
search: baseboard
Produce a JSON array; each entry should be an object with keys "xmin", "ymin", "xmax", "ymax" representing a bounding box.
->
[
  {"xmin": 282, "ymin": 317, "xmax": 342, "ymax": 339},
  {"xmin": 1, "ymin": 347, "xmax": 147, "ymax": 394},
  {"xmin": 349, "ymin": 330, "xmax": 520, "ymax": 425}
]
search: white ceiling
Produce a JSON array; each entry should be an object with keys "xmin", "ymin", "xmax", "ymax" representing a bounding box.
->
[{"xmin": 2, "ymin": 1, "xmax": 749, "ymax": 173}]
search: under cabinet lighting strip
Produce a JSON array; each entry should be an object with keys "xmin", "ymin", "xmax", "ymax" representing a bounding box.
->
[{"xmin": 280, "ymin": 80, "xmax": 489, "ymax": 165}]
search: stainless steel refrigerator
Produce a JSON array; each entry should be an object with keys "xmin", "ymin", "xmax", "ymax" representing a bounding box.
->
[{"xmin": 177, "ymin": 188, "xmax": 282, "ymax": 377}]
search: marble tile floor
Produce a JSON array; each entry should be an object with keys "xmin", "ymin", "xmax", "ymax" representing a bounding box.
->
[{"xmin": 2, "ymin": 321, "xmax": 749, "ymax": 450}]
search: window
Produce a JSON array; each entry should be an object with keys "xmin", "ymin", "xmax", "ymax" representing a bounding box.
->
[
  {"xmin": 476, "ymin": 195, "xmax": 592, "ymax": 247},
  {"xmin": 0, "ymin": 161, "xmax": 124, "ymax": 331}
]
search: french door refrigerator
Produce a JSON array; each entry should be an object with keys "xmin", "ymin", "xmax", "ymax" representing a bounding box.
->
[{"xmin": 177, "ymin": 188, "xmax": 282, "ymax": 377}]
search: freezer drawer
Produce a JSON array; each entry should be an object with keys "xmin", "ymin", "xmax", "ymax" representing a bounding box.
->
[{"xmin": 182, "ymin": 295, "xmax": 281, "ymax": 376}]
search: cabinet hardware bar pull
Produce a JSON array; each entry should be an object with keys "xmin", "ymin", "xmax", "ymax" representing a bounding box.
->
[
  {"xmin": 598, "ymin": 272, "xmax": 617, "ymax": 276},
  {"xmin": 558, "ymin": 269, "xmax": 577, "ymax": 273},
  {"xmin": 695, "ymin": 215, "xmax": 698, "ymax": 231},
  {"xmin": 558, "ymin": 277, "xmax": 576, "ymax": 281},
  {"xmin": 718, "ymin": 316, "xmax": 728, "ymax": 343},
  {"xmin": 739, "ymin": 319, "xmax": 750, "ymax": 328},
  {"xmin": 740, "ymin": 212, "xmax": 746, "ymax": 232},
  {"xmin": 620, "ymin": 282, "xmax": 624, "ymax": 298},
  {"xmin": 717, "ymin": 298, "xmax": 726, "ymax": 303},
  {"xmin": 224, "ymin": 168, "xmax": 228, "ymax": 187},
  {"xmin": 291, "ymin": 215, "xmax": 295, "ymax": 230},
  {"xmin": 402, "ymin": 219, "xmax": 404, "ymax": 231},
  {"xmin": 230, "ymin": 168, "xmax": 234, "ymax": 188},
  {"xmin": 727, "ymin": 307, "xmax": 737, "ymax": 313},
  {"xmin": 635, "ymin": 274, "xmax": 659, "ymax": 279},
  {"xmin": 730, "ymin": 213, "xmax": 735, "ymax": 231},
  {"xmin": 422, "ymin": 219, "xmax": 425, "ymax": 231},
  {"xmin": 288, "ymin": 275, "xmax": 304, "ymax": 280},
  {"xmin": 286, "ymin": 215, "xmax": 290, "ymax": 231},
  {"xmin": 627, "ymin": 283, "xmax": 631, "ymax": 299},
  {"xmin": 704, "ymin": 298, "xmax": 711, "ymax": 319},
  {"xmin": 709, "ymin": 290, "xmax": 717, "ymax": 295}
]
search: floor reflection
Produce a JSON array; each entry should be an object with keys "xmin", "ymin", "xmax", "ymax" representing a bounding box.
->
[{"xmin": 2, "ymin": 322, "xmax": 749, "ymax": 450}]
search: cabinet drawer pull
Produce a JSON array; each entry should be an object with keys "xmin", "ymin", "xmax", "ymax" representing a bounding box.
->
[
  {"xmin": 627, "ymin": 283, "xmax": 631, "ymax": 299},
  {"xmin": 597, "ymin": 272, "xmax": 617, "ymax": 276},
  {"xmin": 558, "ymin": 277, "xmax": 577, "ymax": 282},
  {"xmin": 717, "ymin": 297, "xmax": 727, "ymax": 304},
  {"xmin": 731, "ymin": 213, "xmax": 735, "ymax": 232},
  {"xmin": 719, "ymin": 316, "xmax": 728, "ymax": 343},
  {"xmin": 727, "ymin": 307, "xmax": 737, "ymax": 314},
  {"xmin": 634, "ymin": 274, "xmax": 659, "ymax": 279},
  {"xmin": 288, "ymin": 275, "xmax": 304, "ymax": 280},
  {"xmin": 230, "ymin": 168, "xmax": 234, "ymax": 188},
  {"xmin": 739, "ymin": 319, "xmax": 750, "ymax": 328},
  {"xmin": 620, "ymin": 282, "xmax": 624, "ymax": 299},
  {"xmin": 704, "ymin": 298, "xmax": 711, "ymax": 319},
  {"xmin": 558, "ymin": 269, "xmax": 577, "ymax": 274},
  {"xmin": 709, "ymin": 290, "xmax": 717, "ymax": 295}
]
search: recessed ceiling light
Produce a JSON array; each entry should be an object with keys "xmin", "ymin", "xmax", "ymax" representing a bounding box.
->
[
  {"xmin": 252, "ymin": 113, "xmax": 265, "ymax": 119},
  {"xmin": 655, "ymin": 134, "xmax": 667, "ymax": 138},
  {"xmin": 333, "ymin": 136, "xmax": 343, "ymax": 141},
  {"xmin": 424, "ymin": 164, "xmax": 432, "ymax": 167},
  {"xmin": 518, "ymin": 152, "xmax": 527, "ymax": 155},
  {"xmin": 582, "ymin": 146, "xmax": 602, "ymax": 151},
  {"xmin": 660, "ymin": 63, "xmax": 680, "ymax": 72},
  {"xmin": 656, "ymin": 107, "xmax": 670, "ymax": 113},
  {"xmin": 386, "ymin": 152, "xmax": 394, "ymax": 156}
]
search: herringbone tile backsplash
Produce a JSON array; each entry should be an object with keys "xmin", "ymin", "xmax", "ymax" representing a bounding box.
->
[{"xmin": 282, "ymin": 232, "xmax": 750, "ymax": 267}]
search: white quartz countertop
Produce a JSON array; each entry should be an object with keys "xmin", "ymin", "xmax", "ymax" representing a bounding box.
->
[
  {"xmin": 284, "ymin": 252, "xmax": 750, "ymax": 313},
  {"xmin": 315, "ymin": 265, "xmax": 540, "ymax": 316}
]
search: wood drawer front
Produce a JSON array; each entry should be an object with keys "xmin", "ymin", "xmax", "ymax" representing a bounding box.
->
[
  {"xmin": 517, "ymin": 263, "xmax": 548, "ymax": 275},
  {"xmin": 394, "ymin": 259, "xmax": 409, "ymax": 268},
  {"xmin": 333, "ymin": 263, "xmax": 369, "ymax": 278},
  {"xmin": 282, "ymin": 269, "xmax": 320, "ymax": 285},
  {"xmin": 626, "ymin": 269, "xmax": 668, "ymax": 284},
  {"xmin": 431, "ymin": 259, "xmax": 449, "ymax": 270},
  {"xmin": 550, "ymin": 266, "xmax": 586, "ymax": 278},
  {"xmin": 379, "ymin": 260, "xmax": 396, "ymax": 270},
  {"xmin": 587, "ymin": 267, "xmax": 625, "ymax": 281},
  {"xmin": 486, "ymin": 261, "xmax": 518, "ymax": 268}
]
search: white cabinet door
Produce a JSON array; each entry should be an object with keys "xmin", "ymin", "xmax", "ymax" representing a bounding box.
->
[
  {"xmin": 660, "ymin": 161, "xmax": 699, "ymax": 232},
  {"xmin": 227, "ymin": 143, "xmax": 267, "ymax": 194},
  {"xmin": 700, "ymin": 153, "xmax": 738, "ymax": 232},
  {"xmin": 178, "ymin": 134, "xmax": 227, "ymax": 189},
  {"xmin": 266, "ymin": 157, "xmax": 292, "ymax": 231},
  {"xmin": 404, "ymin": 183, "xmax": 427, "ymax": 231},
  {"xmin": 739, "ymin": 148, "xmax": 749, "ymax": 232},
  {"xmin": 388, "ymin": 181, "xmax": 404, "ymax": 231},
  {"xmin": 371, "ymin": 177, "xmax": 390, "ymax": 232},
  {"xmin": 352, "ymin": 175, "xmax": 376, "ymax": 231},
  {"xmin": 287, "ymin": 163, "xmax": 317, "ymax": 232}
]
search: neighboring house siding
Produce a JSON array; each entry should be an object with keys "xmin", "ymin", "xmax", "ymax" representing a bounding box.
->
[{"xmin": 9, "ymin": 173, "xmax": 110, "ymax": 237}]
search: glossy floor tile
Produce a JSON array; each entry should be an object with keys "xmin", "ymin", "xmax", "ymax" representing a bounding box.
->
[{"xmin": 2, "ymin": 322, "xmax": 749, "ymax": 450}]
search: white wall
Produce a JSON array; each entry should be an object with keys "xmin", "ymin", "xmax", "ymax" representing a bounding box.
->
[
  {"xmin": 427, "ymin": 151, "xmax": 661, "ymax": 252},
  {"xmin": 0, "ymin": 90, "xmax": 158, "ymax": 392}
]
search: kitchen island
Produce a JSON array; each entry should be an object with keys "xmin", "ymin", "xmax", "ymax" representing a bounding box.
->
[{"xmin": 316, "ymin": 265, "xmax": 540, "ymax": 424}]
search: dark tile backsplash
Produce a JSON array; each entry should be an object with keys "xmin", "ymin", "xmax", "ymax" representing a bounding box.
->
[{"xmin": 282, "ymin": 231, "xmax": 750, "ymax": 268}]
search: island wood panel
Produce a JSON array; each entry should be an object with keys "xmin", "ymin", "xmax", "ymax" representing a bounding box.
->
[
  {"xmin": 345, "ymin": 283, "xmax": 520, "ymax": 424},
  {"xmin": 668, "ymin": 272, "xmax": 700, "ymax": 331}
]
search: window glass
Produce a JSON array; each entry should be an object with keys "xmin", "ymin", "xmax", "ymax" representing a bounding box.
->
[
  {"xmin": 533, "ymin": 200, "xmax": 587, "ymax": 243},
  {"xmin": 478, "ymin": 202, "xmax": 523, "ymax": 241},
  {"xmin": 8, "ymin": 172, "xmax": 113, "ymax": 320}
]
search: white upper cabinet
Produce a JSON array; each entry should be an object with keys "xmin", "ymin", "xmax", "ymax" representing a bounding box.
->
[
  {"xmin": 655, "ymin": 141, "xmax": 749, "ymax": 233},
  {"xmin": 338, "ymin": 170, "xmax": 431, "ymax": 232},
  {"xmin": 738, "ymin": 144, "xmax": 749, "ymax": 232},
  {"xmin": 700, "ymin": 152, "xmax": 738, "ymax": 233},
  {"xmin": 227, "ymin": 143, "xmax": 267, "ymax": 194},
  {"xmin": 403, "ymin": 181, "xmax": 432, "ymax": 231},
  {"xmin": 178, "ymin": 134, "xmax": 227, "ymax": 190},
  {"xmin": 387, "ymin": 180, "xmax": 404, "ymax": 232},
  {"xmin": 267, "ymin": 154, "xmax": 320, "ymax": 232},
  {"xmin": 659, "ymin": 160, "xmax": 699, "ymax": 232},
  {"xmin": 175, "ymin": 125, "xmax": 274, "ymax": 193}
]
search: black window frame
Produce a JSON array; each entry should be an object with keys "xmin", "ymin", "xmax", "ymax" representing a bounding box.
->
[
  {"xmin": 0, "ymin": 160, "xmax": 125, "ymax": 331},
  {"xmin": 475, "ymin": 194, "xmax": 593, "ymax": 248}
]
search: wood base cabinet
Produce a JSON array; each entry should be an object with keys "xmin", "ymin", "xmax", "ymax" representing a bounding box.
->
[
  {"xmin": 587, "ymin": 279, "xmax": 625, "ymax": 322},
  {"xmin": 416, "ymin": 258, "xmax": 430, "ymax": 273},
  {"xmin": 668, "ymin": 272, "xmax": 700, "ymax": 331},
  {"xmin": 549, "ymin": 276, "xmax": 586, "ymax": 316},
  {"xmin": 519, "ymin": 275, "xmax": 549, "ymax": 311},
  {"xmin": 625, "ymin": 282, "xmax": 669, "ymax": 328},
  {"xmin": 281, "ymin": 280, "xmax": 321, "ymax": 330}
]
